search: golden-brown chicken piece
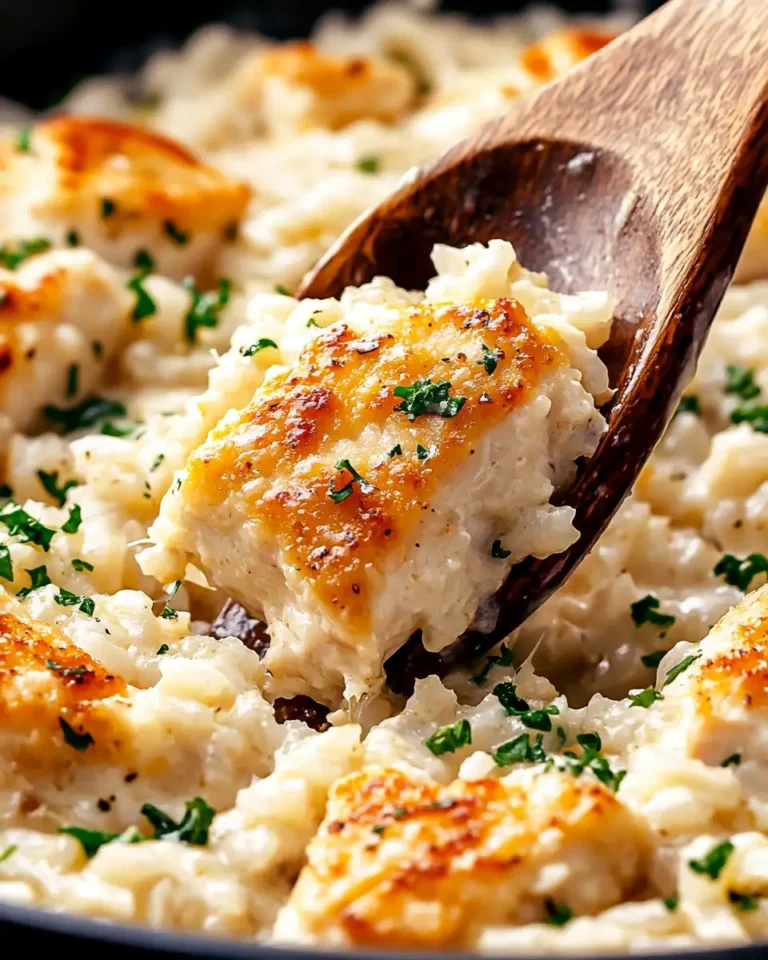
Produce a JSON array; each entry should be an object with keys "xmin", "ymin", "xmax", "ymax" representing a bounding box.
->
[
  {"xmin": 277, "ymin": 765, "xmax": 649, "ymax": 949},
  {"xmin": 0, "ymin": 116, "xmax": 250, "ymax": 281},
  {"xmin": 0, "ymin": 608, "xmax": 129, "ymax": 774}
]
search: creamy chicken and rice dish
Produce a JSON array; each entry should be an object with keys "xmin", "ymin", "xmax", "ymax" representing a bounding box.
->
[{"xmin": 1, "ymin": 2, "xmax": 768, "ymax": 952}]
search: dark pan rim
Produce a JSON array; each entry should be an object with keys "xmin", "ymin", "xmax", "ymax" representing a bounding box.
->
[{"xmin": 1, "ymin": 898, "xmax": 767, "ymax": 960}]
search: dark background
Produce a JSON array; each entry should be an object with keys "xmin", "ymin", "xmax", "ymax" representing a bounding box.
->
[{"xmin": 1, "ymin": 0, "xmax": 663, "ymax": 110}]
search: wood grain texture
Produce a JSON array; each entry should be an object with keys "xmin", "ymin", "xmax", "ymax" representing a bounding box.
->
[{"xmin": 298, "ymin": 0, "xmax": 768, "ymax": 687}]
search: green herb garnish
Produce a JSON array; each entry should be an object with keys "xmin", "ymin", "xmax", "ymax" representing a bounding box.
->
[
  {"xmin": 470, "ymin": 643, "xmax": 513, "ymax": 685},
  {"xmin": 160, "ymin": 580, "xmax": 182, "ymax": 620},
  {"xmin": 274, "ymin": 284, "xmax": 291, "ymax": 296},
  {"xmin": 663, "ymin": 653, "xmax": 701, "ymax": 687},
  {"xmin": 183, "ymin": 277, "xmax": 230, "ymax": 343},
  {"xmin": 16, "ymin": 565, "xmax": 50, "ymax": 598},
  {"xmin": 54, "ymin": 588, "xmax": 95, "ymax": 616},
  {"xmin": 0, "ymin": 237, "xmax": 51, "ymax": 270},
  {"xmin": 722, "ymin": 753, "xmax": 742, "ymax": 767},
  {"xmin": 630, "ymin": 595, "xmax": 676, "ymax": 631},
  {"xmin": 134, "ymin": 249, "xmax": 155, "ymax": 272},
  {"xmin": 388, "ymin": 444, "xmax": 402, "ymax": 458},
  {"xmin": 67, "ymin": 230, "xmax": 80, "ymax": 248},
  {"xmin": 37, "ymin": 470, "xmax": 77, "ymax": 507},
  {"xmin": 424, "ymin": 719, "xmax": 472, "ymax": 756},
  {"xmin": 493, "ymin": 682, "xmax": 559, "ymax": 731},
  {"xmin": 44, "ymin": 395, "xmax": 127, "ymax": 434},
  {"xmin": 156, "ymin": 644, "xmax": 169, "ymax": 655},
  {"xmin": 726, "ymin": 365, "xmax": 761, "ymax": 400},
  {"xmin": 676, "ymin": 395, "xmax": 700, "ymax": 416},
  {"xmin": 62, "ymin": 504, "xmax": 82, "ymax": 534},
  {"xmin": 0, "ymin": 545, "xmax": 12, "ymax": 582},
  {"xmin": 491, "ymin": 539, "xmax": 511, "ymax": 559},
  {"xmin": 688, "ymin": 840, "xmax": 734, "ymax": 880},
  {"xmin": 241, "ymin": 339, "xmax": 278, "ymax": 357},
  {"xmin": 328, "ymin": 459, "xmax": 375, "ymax": 503},
  {"xmin": 164, "ymin": 220, "xmax": 189, "ymax": 245},
  {"xmin": 140, "ymin": 797, "xmax": 215, "ymax": 844},
  {"xmin": 101, "ymin": 198, "xmax": 116, "ymax": 219},
  {"xmin": 356, "ymin": 155, "xmax": 380, "ymax": 174},
  {"xmin": 0, "ymin": 504, "xmax": 56, "ymax": 550},
  {"xmin": 393, "ymin": 379, "xmax": 467, "ymax": 420},
  {"xmin": 127, "ymin": 272, "xmax": 156, "ymax": 322},
  {"xmin": 59, "ymin": 717, "xmax": 94, "ymax": 751},
  {"xmin": 16, "ymin": 126, "xmax": 31, "ymax": 153},
  {"xmin": 544, "ymin": 899, "xmax": 572, "ymax": 927},
  {"xmin": 714, "ymin": 553, "xmax": 768, "ymax": 592},
  {"xmin": 663, "ymin": 894, "xmax": 678, "ymax": 912},
  {"xmin": 629, "ymin": 687, "xmax": 663, "ymax": 708},
  {"xmin": 729, "ymin": 891, "xmax": 759, "ymax": 911},
  {"xmin": 493, "ymin": 732, "xmax": 547, "ymax": 767},
  {"xmin": 416, "ymin": 443, "xmax": 437, "ymax": 461},
  {"xmin": 0, "ymin": 844, "xmax": 16, "ymax": 863},
  {"xmin": 71, "ymin": 558, "xmax": 94, "ymax": 572},
  {"xmin": 731, "ymin": 403, "xmax": 768, "ymax": 433},
  {"xmin": 641, "ymin": 649, "xmax": 668, "ymax": 669},
  {"xmin": 477, "ymin": 344, "xmax": 503, "ymax": 375}
]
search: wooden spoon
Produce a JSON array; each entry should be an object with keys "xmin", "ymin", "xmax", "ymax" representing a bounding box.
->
[{"xmin": 297, "ymin": 0, "xmax": 768, "ymax": 687}]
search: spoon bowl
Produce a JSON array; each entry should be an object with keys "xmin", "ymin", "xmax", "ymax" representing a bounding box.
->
[{"xmin": 296, "ymin": 0, "xmax": 768, "ymax": 686}]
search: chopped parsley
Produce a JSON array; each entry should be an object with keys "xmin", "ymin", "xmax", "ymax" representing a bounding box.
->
[
  {"xmin": 100, "ymin": 198, "xmax": 116, "ymax": 219},
  {"xmin": 328, "ymin": 459, "xmax": 375, "ymax": 503},
  {"xmin": 470, "ymin": 643, "xmax": 514, "ymax": 685},
  {"xmin": 0, "ymin": 504, "xmax": 56, "ymax": 550},
  {"xmin": 629, "ymin": 687, "xmax": 663, "ymax": 708},
  {"xmin": 16, "ymin": 125, "xmax": 31, "ymax": 153},
  {"xmin": 59, "ymin": 826, "xmax": 119, "ymax": 857},
  {"xmin": 150, "ymin": 453, "xmax": 165, "ymax": 472},
  {"xmin": 544, "ymin": 899, "xmax": 572, "ymax": 927},
  {"xmin": 62, "ymin": 504, "xmax": 82, "ymax": 534},
  {"xmin": 729, "ymin": 891, "xmax": 759, "ymax": 911},
  {"xmin": 477, "ymin": 344, "xmax": 503, "ymax": 375},
  {"xmin": 493, "ymin": 682, "xmax": 559, "ymax": 731},
  {"xmin": 0, "ymin": 237, "xmax": 52, "ymax": 270},
  {"xmin": 388, "ymin": 444, "xmax": 402, "ymax": 458},
  {"xmin": 274, "ymin": 284, "xmax": 291, "ymax": 296},
  {"xmin": 714, "ymin": 552, "xmax": 768, "ymax": 591},
  {"xmin": 16, "ymin": 565, "xmax": 50, "ymax": 598},
  {"xmin": 37, "ymin": 470, "xmax": 77, "ymax": 507},
  {"xmin": 134, "ymin": 249, "xmax": 155, "ymax": 272},
  {"xmin": 663, "ymin": 894, "xmax": 678, "ymax": 912},
  {"xmin": 46, "ymin": 661, "xmax": 87, "ymax": 678},
  {"xmin": 663, "ymin": 653, "xmax": 701, "ymax": 687},
  {"xmin": 160, "ymin": 579, "xmax": 182, "ymax": 619},
  {"xmin": 183, "ymin": 277, "xmax": 230, "ymax": 343},
  {"xmin": 59, "ymin": 717, "xmax": 94, "ymax": 751},
  {"xmin": 491, "ymin": 539, "xmax": 511, "ymax": 559},
  {"xmin": 0, "ymin": 484, "xmax": 12, "ymax": 499},
  {"xmin": 630, "ymin": 595, "xmax": 676, "ymax": 632},
  {"xmin": 0, "ymin": 844, "xmax": 16, "ymax": 863},
  {"xmin": 156, "ymin": 644, "xmax": 169, "ymax": 655},
  {"xmin": 676, "ymin": 395, "xmax": 701, "ymax": 416},
  {"xmin": 54, "ymin": 588, "xmax": 95, "ymax": 616},
  {"xmin": 562, "ymin": 732, "xmax": 626, "ymax": 792},
  {"xmin": 306, "ymin": 317, "xmax": 321, "ymax": 329},
  {"xmin": 240, "ymin": 338, "xmax": 278, "ymax": 357},
  {"xmin": 44, "ymin": 395, "xmax": 127, "ymax": 434},
  {"xmin": 0, "ymin": 545, "xmax": 12, "ymax": 581},
  {"xmin": 371, "ymin": 824, "xmax": 386, "ymax": 835},
  {"xmin": 91, "ymin": 340, "xmax": 103, "ymax": 359},
  {"xmin": 100, "ymin": 419, "xmax": 142, "ymax": 437},
  {"xmin": 722, "ymin": 753, "xmax": 742, "ymax": 767},
  {"xmin": 726, "ymin": 365, "xmax": 761, "ymax": 400},
  {"xmin": 67, "ymin": 230, "xmax": 80, "ymax": 248},
  {"xmin": 127, "ymin": 272, "xmax": 156, "ymax": 322},
  {"xmin": 393, "ymin": 379, "xmax": 467, "ymax": 420},
  {"xmin": 731, "ymin": 403, "xmax": 768, "ymax": 433},
  {"xmin": 424, "ymin": 718, "xmax": 472, "ymax": 756},
  {"xmin": 493, "ymin": 732, "xmax": 547, "ymax": 766},
  {"xmin": 140, "ymin": 796, "xmax": 215, "ymax": 845},
  {"xmin": 164, "ymin": 220, "xmax": 189, "ymax": 245},
  {"xmin": 66, "ymin": 363, "xmax": 79, "ymax": 398},
  {"xmin": 688, "ymin": 840, "xmax": 734, "ymax": 880},
  {"xmin": 356, "ymin": 155, "xmax": 380, "ymax": 174},
  {"xmin": 641, "ymin": 649, "xmax": 668, "ymax": 669},
  {"xmin": 416, "ymin": 443, "xmax": 438, "ymax": 461}
]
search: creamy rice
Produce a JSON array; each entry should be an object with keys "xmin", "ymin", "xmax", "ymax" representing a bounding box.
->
[{"xmin": 0, "ymin": 2, "xmax": 767, "ymax": 954}]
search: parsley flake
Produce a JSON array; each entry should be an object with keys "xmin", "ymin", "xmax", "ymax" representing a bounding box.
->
[
  {"xmin": 16, "ymin": 125, "xmax": 31, "ymax": 153},
  {"xmin": 416, "ymin": 443, "xmax": 438, "ymax": 461},
  {"xmin": 544, "ymin": 899, "xmax": 572, "ymax": 927},
  {"xmin": 59, "ymin": 717, "xmax": 94, "ymax": 751},
  {"xmin": 240, "ymin": 338, "xmax": 278, "ymax": 357},
  {"xmin": 393, "ymin": 379, "xmax": 467, "ymax": 420},
  {"xmin": 140, "ymin": 796, "xmax": 215, "ymax": 845},
  {"xmin": 62, "ymin": 504, "xmax": 82, "ymax": 534},
  {"xmin": 0, "ymin": 844, "xmax": 16, "ymax": 863},
  {"xmin": 722, "ymin": 753, "xmax": 742, "ymax": 767},
  {"xmin": 37, "ymin": 470, "xmax": 77, "ymax": 507},
  {"xmin": 641, "ymin": 649, "xmax": 667, "ymax": 669},
  {"xmin": 630, "ymin": 595, "xmax": 676, "ymax": 631},
  {"xmin": 164, "ymin": 220, "xmax": 189, "ymax": 245},
  {"xmin": 726, "ymin": 365, "xmax": 761, "ymax": 400},
  {"xmin": 630, "ymin": 687, "xmax": 663, "ymax": 708},
  {"xmin": 274, "ymin": 284, "xmax": 291, "ymax": 296},
  {"xmin": 0, "ymin": 545, "xmax": 12, "ymax": 582},
  {"xmin": 491, "ymin": 539, "xmax": 511, "ymax": 559},
  {"xmin": 329, "ymin": 460, "xmax": 376, "ymax": 503},
  {"xmin": 156, "ymin": 643, "xmax": 169, "ymax": 655},
  {"xmin": 44, "ymin": 395, "xmax": 127, "ymax": 434},
  {"xmin": 493, "ymin": 732, "xmax": 547, "ymax": 767},
  {"xmin": 676, "ymin": 395, "xmax": 701, "ymax": 415},
  {"xmin": 54, "ymin": 588, "xmax": 94, "ymax": 616},
  {"xmin": 663, "ymin": 653, "xmax": 701, "ymax": 687},
  {"xmin": 183, "ymin": 277, "xmax": 230, "ymax": 343},
  {"xmin": 731, "ymin": 403, "xmax": 768, "ymax": 433},
  {"xmin": 150, "ymin": 453, "xmax": 165, "ymax": 472},
  {"xmin": 478, "ymin": 344, "xmax": 503, "ymax": 375},
  {"xmin": 66, "ymin": 363, "xmax": 79, "ymax": 398},
  {"xmin": 729, "ymin": 891, "xmax": 759, "ymax": 911},
  {"xmin": 470, "ymin": 643, "xmax": 513, "ymax": 685},
  {"xmin": 493, "ymin": 682, "xmax": 559, "ymax": 731},
  {"xmin": 160, "ymin": 580, "xmax": 182, "ymax": 620},
  {"xmin": 0, "ymin": 505, "xmax": 56, "ymax": 551},
  {"xmin": 388, "ymin": 444, "xmax": 402, "ymax": 458},
  {"xmin": 0, "ymin": 237, "xmax": 51, "ymax": 270},
  {"xmin": 663, "ymin": 894, "xmax": 678, "ymax": 912},
  {"xmin": 714, "ymin": 553, "xmax": 768, "ymax": 592},
  {"xmin": 127, "ymin": 272, "xmax": 156, "ymax": 322},
  {"xmin": 424, "ymin": 718, "xmax": 472, "ymax": 756},
  {"xmin": 356, "ymin": 155, "xmax": 380, "ymax": 174},
  {"xmin": 67, "ymin": 230, "xmax": 80, "ymax": 248},
  {"xmin": 101, "ymin": 198, "xmax": 116, "ymax": 219},
  {"xmin": 688, "ymin": 840, "xmax": 734, "ymax": 880},
  {"xmin": 133, "ymin": 249, "xmax": 155, "ymax": 272}
]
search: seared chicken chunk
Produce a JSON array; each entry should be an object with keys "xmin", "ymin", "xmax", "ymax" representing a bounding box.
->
[
  {"xmin": 0, "ymin": 116, "xmax": 250, "ymax": 281},
  {"xmin": 146, "ymin": 242, "xmax": 610, "ymax": 703},
  {"xmin": 276, "ymin": 766, "xmax": 648, "ymax": 948},
  {"xmin": 0, "ymin": 607, "xmax": 129, "ymax": 774},
  {"xmin": 0, "ymin": 248, "xmax": 131, "ymax": 439}
]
